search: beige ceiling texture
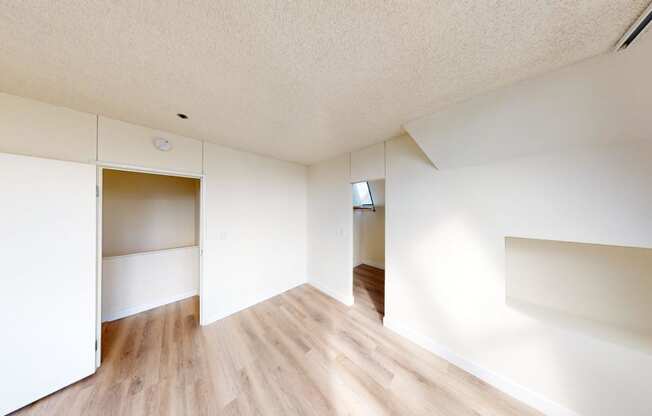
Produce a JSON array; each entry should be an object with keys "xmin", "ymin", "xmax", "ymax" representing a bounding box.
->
[{"xmin": 0, "ymin": 1, "xmax": 648, "ymax": 164}]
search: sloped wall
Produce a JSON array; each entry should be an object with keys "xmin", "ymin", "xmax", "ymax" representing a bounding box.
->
[
  {"xmin": 405, "ymin": 35, "xmax": 652, "ymax": 170},
  {"xmin": 384, "ymin": 134, "xmax": 652, "ymax": 416}
]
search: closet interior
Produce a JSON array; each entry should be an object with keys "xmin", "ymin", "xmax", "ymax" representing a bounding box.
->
[{"xmin": 101, "ymin": 169, "xmax": 201, "ymax": 326}]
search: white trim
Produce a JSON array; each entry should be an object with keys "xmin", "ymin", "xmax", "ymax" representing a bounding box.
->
[
  {"xmin": 383, "ymin": 316, "xmax": 582, "ymax": 416},
  {"xmin": 103, "ymin": 290, "xmax": 198, "ymax": 322},
  {"xmin": 95, "ymin": 166, "xmax": 103, "ymax": 368},
  {"xmin": 96, "ymin": 160, "xmax": 203, "ymax": 179},
  {"xmin": 103, "ymin": 244, "xmax": 199, "ymax": 261},
  {"xmin": 199, "ymin": 151, "xmax": 207, "ymax": 325},
  {"xmin": 97, "ymin": 165, "xmax": 204, "ymax": 347},
  {"xmin": 359, "ymin": 259, "xmax": 385, "ymax": 270},
  {"xmin": 309, "ymin": 282, "xmax": 354, "ymax": 306}
]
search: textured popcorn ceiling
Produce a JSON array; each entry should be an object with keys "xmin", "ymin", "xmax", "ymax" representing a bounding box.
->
[{"xmin": 0, "ymin": 1, "xmax": 648, "ymax": 164}]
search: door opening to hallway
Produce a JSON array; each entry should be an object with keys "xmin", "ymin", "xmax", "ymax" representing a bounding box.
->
[{"xmin": 352, "ymin": 179, "xmax": 385, "ymax": 323}]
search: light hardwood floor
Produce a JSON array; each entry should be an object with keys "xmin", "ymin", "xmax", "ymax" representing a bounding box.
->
[
  {"xmin": 353, "ymin": 264, "xmax": 385, "ymax": 324},
  {"xmin": 13, "ymin": 284, "xmax": 541, "ymax": 415}
]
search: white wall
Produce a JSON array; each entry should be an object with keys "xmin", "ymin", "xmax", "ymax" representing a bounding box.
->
[
  {"xmin": 102, "ymin": 169, "xmax": 199, "ymax": 257},
  {"xmin": 384, "ymin": 37, "xmax": 652, "ymax": 416},
  {"xmin": 202, "ymin": 143, "xmax": 308, "ymax": 324},
  {"xmin": 0, "ymin": 89, "xmax": 311, "ymax": 328},
  {"xmin": 353, "ymin": 210, "xmax": 361, "ymax": 267},
  {"xmin": 353, "ymin": 208, "xmax": 385, "ymax": 269},
  {"xmin": 405, "ymin": 34, "xmax": 652, "ymax": 170},
  {"xmin": 307, "ymin": 154, "xmax": 354, "ymax": 305},
  {"xmin": 506, "ymin": 237, "xmax": 652, "ymax": 354},
  {"xmin": 384, "ymin": 135, "xmax": 652, "ymax": 416},
  {"xmin": 350, "ymin": 142, "xmax": 385, "ymax": 182},
  {"xmin": 102, "ymin": 246, "xmax": 199, "ymax": 321},
  {"xmin": 98, "ymin": 116, "xmax": 203, "ymax": 175},
  {"xmin": 0, "ymin": 93, "xmax": 96, "ymax": 163},
  {"xmin": 0, "ymin": 89, "xmax": 314, "ymax": 409}
]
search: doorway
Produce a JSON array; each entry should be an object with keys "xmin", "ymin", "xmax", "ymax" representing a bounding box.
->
[
  {"xmin": 352, "ymin": 179, "xmax": 385, "ymax": 323},
  {"xmin": 96, "ymin": 167, "xmax": 202, "ymax": 366}
]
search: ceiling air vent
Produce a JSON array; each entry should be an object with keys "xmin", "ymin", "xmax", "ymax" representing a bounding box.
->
[{"xmin": 616, "ymin": 3, "xmax": 652, "ymax": 51}]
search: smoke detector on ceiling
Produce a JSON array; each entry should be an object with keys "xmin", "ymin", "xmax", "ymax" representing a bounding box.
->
[
  {"xmin": 616, "ymin": 3, "xmax": 652, "ymax": 51},
  {"xmin": 153, "ymin": 137, "xmax": 173, "ymax": 152}
]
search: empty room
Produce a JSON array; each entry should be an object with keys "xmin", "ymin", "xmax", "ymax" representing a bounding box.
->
[{"xmin": 1, "ymin": 2, "xmax": 652, "ymax": 416}]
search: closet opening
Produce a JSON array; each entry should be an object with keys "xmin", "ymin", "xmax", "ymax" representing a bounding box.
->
[
  {"xmin": 352, "ymin": 179, "xmax": 385, "ymax": 323},
  {"xmin": 96, "ymin": 167, "xmax": 202, "ymax": 365}
]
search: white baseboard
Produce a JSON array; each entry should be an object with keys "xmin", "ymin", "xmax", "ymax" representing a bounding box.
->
[
  {"xmin": 383, "ymin": 316, "xmax": 581, "ymax": 416},
  {"xmin": 103, "ymin": 290, "xmax": 198, "ymax": 322},
  {"xmin": 359, "ymin": 259, "xmax": 385, "ymax": 270},
  {"xmin": 308, "ymin": 281, "xmax": 354, "ymax": 306}
]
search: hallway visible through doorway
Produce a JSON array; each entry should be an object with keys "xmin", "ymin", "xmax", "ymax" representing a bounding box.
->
[
  {"xmin": 353, "ymin": 264, "xmax": 384, "ymax": 323},
  {"xmin": 352, "ymin": 179, "xmax": 385, "ymax": 323}
]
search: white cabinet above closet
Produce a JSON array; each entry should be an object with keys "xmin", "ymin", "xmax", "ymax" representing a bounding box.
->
[{"xmin": 98, "ymin": 116, "xmax": 203, "ymax": 175}]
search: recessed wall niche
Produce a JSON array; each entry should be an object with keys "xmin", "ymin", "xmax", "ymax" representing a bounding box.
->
[{"xmin": 506, "ymin": 237, "xmax": 652, "ymax": 353}]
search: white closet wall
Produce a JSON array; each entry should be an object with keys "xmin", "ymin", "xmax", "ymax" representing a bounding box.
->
[
  {"xmin": 0, "ymin": 94, "xmax": 98, "ymax": 414},
  {"xmin": 0, "ymin": 153, "xmax": 96, "ymax": 415},
  {"xmin": 102, "ymin": 170, "xmax": 199, "ymax": 256},
  {"xmin": 353, "ymin": 207, "xmax": 385, "ymax": 269},
  {"xmin": 102, "ymin": 246, "xmax": 199, "ymax": 321}
]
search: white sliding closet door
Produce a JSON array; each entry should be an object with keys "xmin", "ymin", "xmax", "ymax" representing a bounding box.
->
[{"xmin": 0, "ymin": 153, "xmax": 97, "ymax": 414}]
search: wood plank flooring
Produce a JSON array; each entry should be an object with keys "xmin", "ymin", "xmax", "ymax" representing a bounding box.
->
[
  {"xmin": 353, "ymin": 264, "xmax": 385, "ymax": 324},
  {"xmin": 13, "ymin": 285, "xmax": 541, "ymax": 415}
]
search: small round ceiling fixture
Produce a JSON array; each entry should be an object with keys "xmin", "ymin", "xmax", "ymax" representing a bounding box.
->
[
  {"xmin": 177, "ymin": 113, "xmax": 188, "ymax": 119},
  {"xmin": 153, "ymin": 137, "xmax": 173, "ymax": 152}
]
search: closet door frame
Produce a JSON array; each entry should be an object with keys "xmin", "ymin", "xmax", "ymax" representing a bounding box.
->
[{"xmin": 95, "ymin": 162, "xmax": 205, "ymax": 368}]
